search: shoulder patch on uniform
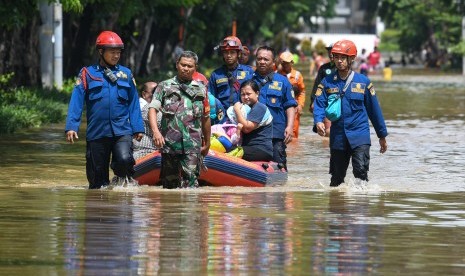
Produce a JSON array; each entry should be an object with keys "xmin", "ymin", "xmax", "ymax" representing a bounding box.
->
[
  {"xmin": 269, "ymin": 81, "xmax": 283, "ymax": 90},
  {"xmin": 236, "ymin": 71, "xmax": 247, "ymax": 80},
  {"xmin": 318, "ymin": 83, "xmax": 324, "ymax": 89},
  {"xmin": 75, "ymin": 77, "xmax": 81, "ymax": 86},
  {"xmin": 116, "ymin": 71, "xmax": 128, "ymax": 79},
  {"xmin": 315, "ymin": 87, "xmax": 323, "ymax": 96},
  {"xmin": 216, "ymin": 78, "xmax": 228, "ymax": 85},
  {"xmin": 351, "ymin": 83, "xmax": 366, "ymax": 93},
  {"xmin": 326, "ymin": 87, "xmax": 339, "ymax": 94},
  {"xmin": 370, "ymin": 86, "xmax": 376, "ymax": 96}
]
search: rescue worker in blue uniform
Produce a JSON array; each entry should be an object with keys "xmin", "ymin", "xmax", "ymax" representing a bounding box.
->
[
  {"xmin": 313, "ymin": 39, "xmax": 388, "ymax": 187},
  {"xmin": 65, "ymin": 31, "xmax": 144, "ymax": 189},
  {"xmin": 208, "ymin": 36, "xmax": 254, "ymax": 122},
  {"xmin": 253, "ymin": 46, "xmax": 297, "ymax": 170}
]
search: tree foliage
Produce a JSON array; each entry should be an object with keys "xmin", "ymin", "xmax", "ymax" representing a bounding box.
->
[
  {"xmin": 378, "ymin": 0, "xmax": 464, "ymax": 67},
  {"xmin": 1, "ymin": 0, "xmax": 339, "ymax": 87},
  {"xmin": 31, "ymin": 0, "xmax": 465, "ymax": 87}
]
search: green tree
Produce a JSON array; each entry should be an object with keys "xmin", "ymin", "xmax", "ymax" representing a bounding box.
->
[
  {"xmin": 378, "ymin": 0, "xmax": 464, "ymax": 68},
  {"xmin": 0, "ymin": 0, "xmax": 339, "ymax": 87}
]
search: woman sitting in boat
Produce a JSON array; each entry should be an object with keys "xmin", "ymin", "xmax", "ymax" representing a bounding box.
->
[{"xmin": 233, "ymin": 80, "xmax": 273, "ymax": 161}]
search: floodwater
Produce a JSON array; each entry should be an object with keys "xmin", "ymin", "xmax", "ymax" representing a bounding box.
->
[{"xmin": 0, "ymin": 76, "xmax": 464, "ymax": 275}]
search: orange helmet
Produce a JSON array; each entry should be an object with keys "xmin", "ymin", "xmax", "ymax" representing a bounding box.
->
[
  {"xmin": 192, "ymin": 71, "xmax": 208, "ymax": 86},
  {"xmin": 96, "ymin": 31, "xmax": 124, "ymax": 49},
  {"xmin": 219, "ymin": 36, "xmax": 242, "ymax": 51},
  {"xmin": 331, "ymin": 40, "xmax": 357, "ymax": 57}
]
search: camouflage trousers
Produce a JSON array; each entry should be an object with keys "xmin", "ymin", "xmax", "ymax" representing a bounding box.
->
[{"xmin": 160, "ymin": 152, "xmax": 201, "ymax": 189}]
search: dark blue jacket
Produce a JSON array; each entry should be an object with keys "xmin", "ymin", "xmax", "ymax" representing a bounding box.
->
[
  {"xmin": 313, "ymin": 71, "xmax": 388, "ymax": 150},
  {"xmin": 208, "ymin": 64, "xmax": 254, "ymax": 117},
  {"xmin": 253, "ymin": 72, "xmax": 297, "ymax": 140},
  {"xmin": 65, "ymin": 64, "xmax": 144, "ymax": 141}
]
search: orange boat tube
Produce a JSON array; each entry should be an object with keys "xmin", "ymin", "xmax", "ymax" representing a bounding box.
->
[{"xmin": 133, "ymin": 150, "xmax": 287, "ymax": 187}]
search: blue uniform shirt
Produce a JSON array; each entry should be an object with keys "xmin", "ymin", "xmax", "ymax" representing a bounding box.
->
[
  {"xmin": 208, "ymin": 64, "xmax": 254, "ymax": 118},
  {"xmin": 253, "ymin": 72, "xmax": 297, "ymax": 140},
  {"xmin": 65, "ymin": 64, "xmax": 144, "ymax": 141},
  {"xmin": 313, "ymin": 71, "xmax": 388, "ymax": 150}
]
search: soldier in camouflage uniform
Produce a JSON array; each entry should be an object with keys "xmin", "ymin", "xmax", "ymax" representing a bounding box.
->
[{"xmin": 148, "ymin": 51, "xmax": 211, "ymax": 188}]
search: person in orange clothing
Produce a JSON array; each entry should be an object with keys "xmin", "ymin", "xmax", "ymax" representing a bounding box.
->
[{"xmin": 277, "ymin": 51, "xmax": 306, "ymax": 138}]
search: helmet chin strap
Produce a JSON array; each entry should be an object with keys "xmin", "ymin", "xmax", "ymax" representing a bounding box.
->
[
  {"xmin": 97, "ymin": 49, "xmax": 118, "ymax": 83},
  {"xmin": 100, "ymin": 56, "xmax": 111, "ymax": 68},
  {"xmin": 98, "ymin": 49, "xmax": 114, "ymax": 68}
]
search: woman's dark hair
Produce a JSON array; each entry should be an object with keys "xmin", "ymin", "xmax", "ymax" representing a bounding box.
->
[{"xmin": 240, "ymin": 79, "xmax": 260, "ymax": 93}]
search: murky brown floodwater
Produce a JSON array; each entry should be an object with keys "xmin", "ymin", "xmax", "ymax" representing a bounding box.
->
[{"xmin": 0, "ymin": 77, "xmax": 464, "ymax": 275}]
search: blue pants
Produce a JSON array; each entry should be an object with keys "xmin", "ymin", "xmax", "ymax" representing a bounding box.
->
[
  {"xmin": 86, "ymin": 135, "xmax": 135, "ymax": 189},
  {"xmin": 329, "ymin": 144, "xmax": 370, "ymax": 186}
]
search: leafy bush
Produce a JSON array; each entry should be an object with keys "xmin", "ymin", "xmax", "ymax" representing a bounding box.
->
[
  {"xmin": 300, "ymin": 39, "xmax": 312, "ymax": 56},
  {"xmin": 0, "ymin": 105, "xmax": 41, "ymax": 133},
  {"xmin": 379, "ymin": 29, "xmax": 400, "ymax": 52},
  {"xmin": 0, "ymin": 74, "xmax": 70, "ymax": 134},
  {"xmin": 313, "ymin": 39, "xmax": 327, "ymax": 55}
]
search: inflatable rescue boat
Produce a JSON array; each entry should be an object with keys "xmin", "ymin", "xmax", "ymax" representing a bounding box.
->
[{"xmin": 133, "ymin": 150, "xmax": 287, "ymax": 187}]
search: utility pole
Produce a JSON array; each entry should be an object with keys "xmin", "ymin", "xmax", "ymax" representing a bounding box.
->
[
  {"xmin": 459, "ymin": 0, "xmax": 465, "ymax": 76},
  {"xmin": 39, "ymin": 3, "xmax": 53, "ymax": 88},
  {"xmin": 39, "ymin": 2, "xmax": 62, "ymax": 89},
  {"xmin": 232, "ymin": 20, "xmax": 237, "ymax": 36},
  {"xmin": 53, "ymin": 3, "xmax": 63, "ymax": 89}
]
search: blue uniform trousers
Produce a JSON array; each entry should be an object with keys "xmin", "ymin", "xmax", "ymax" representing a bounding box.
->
[
  {"xmin": 329, "ymin": 144, "xmax": 370, "ymax": 186},
  {"xmin": 86, "ymin": 135, "xmax": 135, "ymax": 189}
]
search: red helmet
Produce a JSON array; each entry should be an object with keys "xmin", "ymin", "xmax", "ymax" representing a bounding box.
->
[
  {"xmin": 219, "ymin": 36, "xmax": 242, "ymax": 51},
  {"xmin": 96, "ymin": 31, "xmax": 124, "ymax": 49},
  {"xmin": 331, "ymin": 40, "xmax": 357, "ymax": 57},
  {"xmin": 192, "ymin": 71, "xmax": 208, "ymax": 86}
]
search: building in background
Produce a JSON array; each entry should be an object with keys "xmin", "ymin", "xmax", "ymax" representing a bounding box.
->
[
  {"xmin": 309, "ymin": 0, "xmax": 383, "ymax": 35},
  {"xmin": 291, "ymin": 0, "xmax": 384, "ymax": 56}
]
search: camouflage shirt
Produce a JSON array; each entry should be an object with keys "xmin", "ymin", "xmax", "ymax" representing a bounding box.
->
[{"xmin": 149, "ymin": 76, "xmax": 210, "ymax": 154}]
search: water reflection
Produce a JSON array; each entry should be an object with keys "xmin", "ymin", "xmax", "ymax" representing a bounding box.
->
[
  {"xmin": 62, "ymin": 192, "xmax": 206, "ymax": 275},
  {"xmin": 79, "ymin": 192, "xmax": 139, "ymax": 273},
  {"xmin": 313, "ymin": 192, "xmax": 375, "ymax": 274},
  {"xmin": 58, "ymin": 191, "xmax": 299, "ymax": 274},
  {"xmin": 1, "ymin": 187, "xmax": 465, "ymax": 274}
]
